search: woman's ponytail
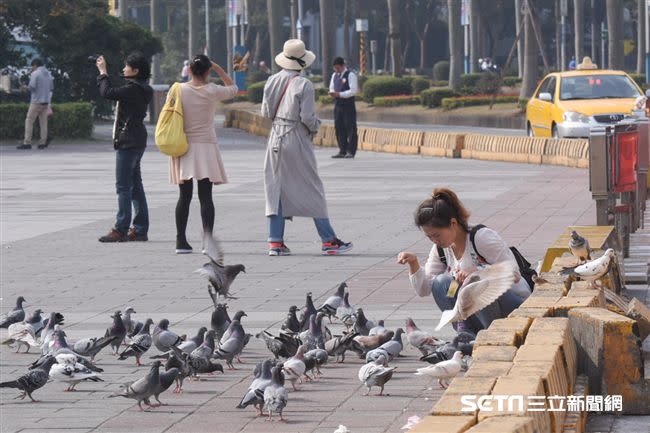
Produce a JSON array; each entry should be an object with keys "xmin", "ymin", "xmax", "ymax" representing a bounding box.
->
[{"xmin": 414, "ymin": 187, "xmax": 470, "ymax": 231}]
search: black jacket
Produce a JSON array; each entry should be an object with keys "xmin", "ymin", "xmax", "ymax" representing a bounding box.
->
[{"xmin": 97, "ymin": 74, "xmax": 153, "ymax": 149}]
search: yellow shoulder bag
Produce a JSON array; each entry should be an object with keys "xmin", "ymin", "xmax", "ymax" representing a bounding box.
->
[{"xmin": 155, "ymin": 82, "xmax": 189, "ymax": 157}]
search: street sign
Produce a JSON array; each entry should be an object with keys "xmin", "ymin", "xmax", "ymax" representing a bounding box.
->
[
  {"xmin": 370, "ymin": 40, "xmax": 377, "ymax": 53},
  {"xmin": 355, "ymin": 18, "xmax": 368, "ymax": 32}
]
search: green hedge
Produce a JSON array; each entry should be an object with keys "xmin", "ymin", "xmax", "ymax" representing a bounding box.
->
[
  {"xmin": 431, "ymin": 80, "xmax": 449, "ymax": 87},
  {"xmin": 373, "ymin": 95, "xmax": 421, "ymax": 107},
  {"xmin": 433, "ymin": 60, "xmax": 450, "ymax": 81},
  {"xmin": 503, "ymin": 76, "xmax": 523, "ymax": 87},
  {"xmin": 362, "ymin": 76, "xmax": 412, "ymax": 103},
  {"xmin": 0, "ymin": 102, "xmax": 93, "ymax": 139},
  {"xmin": 308, "ymin": 75, "xmax": 323, "ymax": 83},
  {"xmin": 420, "ymin": 87, "xmax": 458, "ymax": 108},
  {"xmin": 318, "ymin": 95, "xmax": 334, "ymax": 104},
  {"xmin": 460, "ymin": 73, "xmax": 483, "ymax": 94},
  {"xmin": 411, "ymin": 77, "xmax": 431, "ymax": 95},
  {"xmin": 247, "ymin": 81, "xmax": 266, "ymax": 103},
  {"xmin": 440, "ymin": 95, "xmax": 520, "ymax": 110}
]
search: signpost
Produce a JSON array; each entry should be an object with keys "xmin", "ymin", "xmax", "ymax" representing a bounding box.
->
[
  {"xmin": 370, "ymin": 40, "xmax": 377, "ymax": 74},
  {"xmin": 356, "ymin": 19, "xmax": 368, "ymax": 76},
  {"xmin": 461, "ymin": 0, "xmax": 469, "ymax": 73},
  {"xmin": 560, "ymin": 0, "xmax": 567, "ymax": 71}
]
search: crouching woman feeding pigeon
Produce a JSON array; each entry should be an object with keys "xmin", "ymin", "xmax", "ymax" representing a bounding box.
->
[{"xmin": 397, "ymin": 188, "xmax": 531, "ymax": 335}]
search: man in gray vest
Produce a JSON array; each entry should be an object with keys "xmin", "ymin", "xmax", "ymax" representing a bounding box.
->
[
  {"xmin": 18, "ymin": 58, "xmax": 53, "ymax": 150},
  {"xmin": 328, "ymin": 57, "xmax": 358, "ymax": 159}
]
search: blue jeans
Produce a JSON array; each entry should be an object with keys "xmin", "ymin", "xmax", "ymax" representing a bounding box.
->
[
  {"xmin": 267, "ymin": 200, "xmax": 337, "ymax": 243},
  {"xmin": 431, "ymin": 273, "xmax": 523, "ymax": 334},
  {"xmin": 115, "ymin": 147, "xmax": 148, "ymax": 234}
]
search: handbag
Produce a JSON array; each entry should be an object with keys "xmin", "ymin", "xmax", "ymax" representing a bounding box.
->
[{"xmin": 155, "ymin": 82, "xmax": 189, "ymax": 157}]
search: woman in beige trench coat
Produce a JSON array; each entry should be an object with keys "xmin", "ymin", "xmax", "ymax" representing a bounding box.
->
[{"xmin": 261, "ymin": 40, "xmax": 352, "ymax": 257}]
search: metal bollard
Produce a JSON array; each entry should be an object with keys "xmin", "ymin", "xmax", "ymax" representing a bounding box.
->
[
  {"xmin": 589, "ymin": 126, "xmax": 612, "ymax": 226},
  {"xmin": 635, "ymin": 114, "xmax": 649, "ymax": 226}
]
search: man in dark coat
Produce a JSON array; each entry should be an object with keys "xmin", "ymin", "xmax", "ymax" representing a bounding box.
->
[{"xmin": 328, "ymin": 57, "xmax": 358, "ymax": 159}]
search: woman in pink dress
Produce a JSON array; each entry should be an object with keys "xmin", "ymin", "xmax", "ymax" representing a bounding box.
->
[{"xmin": 168, "ymin": 54, "xmax": 238, "ymax": 253}]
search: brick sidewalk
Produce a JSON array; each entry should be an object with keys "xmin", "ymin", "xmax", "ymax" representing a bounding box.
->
[{"xmin": 0, "ymin": 124, "xmax": 620, "ymax": 433}]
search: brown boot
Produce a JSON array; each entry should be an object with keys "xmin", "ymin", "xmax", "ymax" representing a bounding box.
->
[
  {"xmin": 127, "ymin": 227, "xmax": 148, "ymax": 242},
  {"xmin": 99, "ymin": 228, "xmax": 127, "ymax": 243}
]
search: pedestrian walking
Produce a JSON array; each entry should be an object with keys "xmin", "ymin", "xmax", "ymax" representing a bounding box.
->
[
  {"xmin": 328, "ymin": 57, "xmax": 358, "ymax": 159},
  {"xmin": 397, "ymin": 188, "xmax": 531, "ymax": 335},
  {"xmin": 261, "ymin": 39, "xmax": 353, "ymax": 256},
  {"xmin": 181, "ymin": 60, "xmax": 190, "ymax": 82},
  {"xmin": 96, "ymin": 52, "xmax": 153, "ymax": 243},
  {"xmin": 18, "ymin": 58, "xmax": 53, "ymax": 150},
  {"xmin": 168, "ymin": 54, "xmax": 238, "ymax": 254}
]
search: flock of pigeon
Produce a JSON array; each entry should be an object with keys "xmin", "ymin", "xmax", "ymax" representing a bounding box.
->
[{"xmin": 0, "ymin": 230, "xmax": 615, "ymax": 423}]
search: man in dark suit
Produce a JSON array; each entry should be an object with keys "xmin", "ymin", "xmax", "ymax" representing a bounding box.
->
[{"xmin": 328, "ymin": 57, "xmax": 358, "ymax": 159}]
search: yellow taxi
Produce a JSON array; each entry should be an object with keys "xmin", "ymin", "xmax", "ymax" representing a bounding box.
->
[{"xmin": 526, "ymin": 57, "xmax": 645, "ymax": 138}]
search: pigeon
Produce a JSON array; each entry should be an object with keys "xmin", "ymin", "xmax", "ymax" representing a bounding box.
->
[
  {"xmin": 368, "ymin": 319, "xmax": 387, "ymax": 336},
  {"xmin": 304, "ymin": 348, "xmax": 328, "ymax": 377},
  {"xmin": 317, "ymin": 282, "xmax": 347, "ymax": 321},
  {"xmin": 0, "ymin": 354, "xmax": 57, "ymax": 402},
  {"xmin": 122, "ymin": 307, "xmax": 137, "ymax": 337},
  {"xmin": 377, "ymin": 328, "xmax": 404, "ymax": 358},
  {"xmin": 264, "ymin": 366, "xmax": 289, "ymax": 422},
  {"xmin": 353, "ymin": 330, "xmax": 394, "ymax": 354},
  {"xmin": 257, "ymin": 331, "xmax": 297, "ymax": 359},
  {"xmin": 237, "ymin": 359, "xmax": 273, "ymax": 416},
  {"xmin": 219, "ymin": 310, "xmax": 247, "ymax": 342},
  {"xmin": 197, "ymin": 230, "xmax": 246, "ymax": 301},
  {"xmin": 109, "ymin": 360, "xmax": 162, "ymax": 411},
  {"xmin": 119, "ymin": 318, "xmax": 154, "ymax": 365},
  {"xmin": 189, "ymin": 330, "xmax": 224, "ymax": 375},
  {"xmin": 104, "ymin": 310, "xmax": 127, "ymax": 355},
  {"xmin": 211, "ymin": 303, "xmax": 231, "ymax": 340},
  {"xmin": 31, "ymin": 331, "xmax": 103, "ymax": 373},
  {"xmin": 152, "ymin": 326, "xmax": 208, "ymax": 360},
  {"xmin": 415, "ymin": 350, "xmax": 463, "ymax": 389},
  {"xmin": 300, "ymin": 314, "xmax": 325, "ymax": 351},
  {"xmin": 405, "ymin": 318, "xmax": 441, "ymax": 356},
  {"xmin": 365, "ymin": 347, "xmax": 392, "ymax": 363},
  {"xmin": 335, "ymin": 292, "xmax": 356, "ymax": 329},
  {"xmin": 2, "ymin": 310, "xmax": 44, "ymax": 353},
  {"xmin": 0, "ymin": 296, "xmax": 26, "ymax": 328},
  {"xmin": 281, "ymin": 306, "xmax": 301, "ymax": 333},
  {"xmin": 49, "ymin": 353, "xmax": 104, "ymax": 391},
  {"xmin": 560, "ymin": 248, "xmax": 616, "ymax": 287},
  {"xmin": 40, "ymin": 312, "xmax": 65, "ymax": 354},
  {"xmin": 569, "ymin": 230, "xmax": 591, "ymax": 264},
  {"xmin": 358, "ymin": 354, "xmax": 396, "ymax": 396},
  {"xmin": 282, "ymin": 344, "xmax": 309, "ymax": 390},
  {"xmin": 353, "ymin": 308, "xmax": 375, "ymax": 336},
  {"xmin": 435, "ymin": 261, "xmax": 517, "ymax": 331},
  {"xmin": 214, "ymin": 320, "xmax": 246, "ymax": 369},
  {"xmin": 299, "ymin": 292, "xmax": 318, "ymax": 331},
  {"xmin": 73, "ymin": 335, "xmax": 116, "ymax": 362},
  {"xmin": 325, "ymin": 332, "xmax": 361, "ymax": 362},
  {"xmin": 152, "ymin": 319, "xmax": 184, "ymax": 353},
  {"xmin": 147, "ymin": 367, "xmax": 179, "ymax": 407},
  {"xmin": 420, "ymin": 332, "xmax": 475, "ymax": 365},
  {"xmin": 165, "ymin": 349, "xmax": 191, "ymax": 393}
]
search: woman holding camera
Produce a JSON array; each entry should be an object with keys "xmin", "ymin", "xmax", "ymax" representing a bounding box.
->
[
  {"xmin": 96, "ymin": 52, "xmax": 153, "ymax": 243},
  {"xmin": 168, "ymin": 54, "xmax": 237, "ymax": 254}
]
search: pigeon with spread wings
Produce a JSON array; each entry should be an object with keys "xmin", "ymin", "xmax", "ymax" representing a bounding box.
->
[
  {"xmin": 435, "ymin": 261, "xmax": 517, "ymax": 331},
  {"xmin": 196, "ymin": 230, "xmax": 246, "ymax": 301}
]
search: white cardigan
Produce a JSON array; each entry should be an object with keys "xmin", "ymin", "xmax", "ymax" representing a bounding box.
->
[{"xmin": 409, "ymin": 227, "xmax": 531, "ymax": 299}]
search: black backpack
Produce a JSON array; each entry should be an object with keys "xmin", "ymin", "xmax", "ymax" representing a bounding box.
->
[{"xmin": 436, "ymin": 224, "xmax": 537, "ymax": 290}]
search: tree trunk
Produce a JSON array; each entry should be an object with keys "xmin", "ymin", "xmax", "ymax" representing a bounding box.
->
[
  {"xmin": 520, "ymin": 1, "xmax": 539, "ymax": 98},
  {"xmin": 384, "ymin": 34, "xmax": 390, "ymax": 72},
  {"xmin": 151, "ymin": 0, "xmax": 161, "ymax": 84},
  {"xmin": 419, "ymin": 39, "xmax": 426, "ymax": 70},
  {"xmin": 638, "ymin": 0, "xmax": 646, "ymax": 74},
  {"xmin": 469, "ymin": 0, "xmax": 479, "ymax": 73},
  {"xmin": 590, "ymin": 0, "xmax": 599, "ymax": 63},
  {"xmin": 515, "ymin": 0, "xmax": 523, "ymax": 77},
  {"xmin": 188, "ymin": 0, "xmax": 201, "ymax": 59},
  {"xmin": 574, "ymin": 0, "xmax": 584, "ymax": 62},
  {"xmin": 448, "ymin": 0, "xmax": 462, "ymax": 90},
  {"xmin": 320, "ymin": 0, "xmax": 335, "ymax": 85},
  {"xmin": 555, "ymin": 0, "xmax": 561, "ymax": 69},
  {"xmin": 343, "ymin": 0, "xmax": 350, "ymax": 62},
  {"xmin": 267, "ymin": 0, "xmax": 283, "ymax": 73},
  {"xmin": 388, "ymin": 0, "xmax": 402, "ymax": 76},
  {"xmin": 290, "ymin": 0, "xmax": 297, "ymax": 39},
  {"xmin": 607, "ymin": 0, "xmax": 624, "ymax": 69}
]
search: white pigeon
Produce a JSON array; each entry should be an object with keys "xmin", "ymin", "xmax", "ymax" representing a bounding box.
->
[
  {"xmin": 435, "ymin": 261, "xmax": 517, "ymax": 331},
  {"xmin": 282, "ymin": 344, "xmax": 308, "ymax": 391},
  {"xmin": 560, "ymin": 248, "xmax": 616, "ymax": 287},
  {"xmin": 50, "ymin": 353, "xmax": 103, "ymax": 391},
  {"xmin": 358, "ymin": 354, "xmax": 396, "ymax": 396},
  {"xmin": 414, "ymin": 350, "xmax": 463, "ymax": 389},
  {"xmin": 3, "ymin": 323, "xmax": 40, "ymax": 353}
]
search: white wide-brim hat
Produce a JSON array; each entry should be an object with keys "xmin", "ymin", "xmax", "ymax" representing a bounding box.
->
[{"xmin": 275, "ymin": 39, "xmax": 316, "ymax": 70}]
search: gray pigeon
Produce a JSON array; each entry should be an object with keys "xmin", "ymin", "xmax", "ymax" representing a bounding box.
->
[
  {"xmin": 165, "ymin": 349, "xmax": 192, "ymax": 393},
  {"xmin": 335, "ymin": 293, "xmax": 356, "ymax": 329},
  {"xmin": 257, "ymin": 331, "xmax": 298, "ymax": 359},
  {"xmin": 40, "ymin": 312, "xmax": 65, "ymax": 354},
  {"xmin": 122, "ymin": 307, "xmax": 137, "ymax": 336},
  {"xmin": 146, "ymin": 367, "xmax": 179, "ymax": 407},
  {"xmin": 378, "ymin": 328, "xmax": 404, "ymax": 358},
  {"xmin": 368, "ymin": 320, "xmax": 387, "ymax": 336},
  {"xmin": 304, "ymin": 348, "xmax": 328, "ymax": 377},
  {"xmin": 211, "ymin": 303, "xmax": 231, "ymax": 340},
  {"xmin": 104, "ymin": 311, "xmax": 127, "ymax": 355},
  {"xmin": 0, "ymin": 354, "xmax": 57, "ymax": 402},
  {"xmin": 358, "ymin": 354, "xmax": 396, "ymax": 396},
  {"xmin": 405, "ymin": 318, "xmax": 441, "ymax": 356},
  {"xmin": 109, "ymin": 360, "xmax": 162, "ymax": 411},
  {"xmin": 264, "ymin": 366, "xmax": 289, "ymax": 421},
  {"xmin": 281, "ymin": 306, "xmax": 301, "ymax": 333},
  {"xmin": 119, "ymin": 318, "xmax": 154, "ymax": 366},
  {"xmin": 188, "ymin": 330, "xmax": 219, "ymax": 375},
  {"xmin": 301, "ymin": 314, "xmax": 325, "ymax": 351},
  {"xmin": 196, "ymin": 230, "xmax": 246, "ymax": 301},
  {"xmin": 325, "ymin": 332, "xmax": 361, "ymax": 363},
  {"xmin": 237, "ymin": 359, "xmax": 273, "ymax": 416},
  {"xmin": 569, "ymin": 230, "xmax": 591, "ymax": 264},
  {"xmin": 365, "ymin": 347, "xmax": 392, "ymax": 363},
  {"xmin": 151, "ymin": 326, "xmax": 207, "ymax": 359},
  {"xmin": 152, "ymin": 319, "xmax": 183, "ymax": 353},
  {"xmin": 299, "ymin": 292, "xmax": 317, "ymax": 331},
  {"xmin": 34, "ymin": 330, "xmax": 102, "ymax": 372},
  {"xmin": 317, "ymin": 282, "xmax": 347, "ymax": 321},
  {"xmin": 214, "ymin": 320, "xmax": 246, "ymax": 369},
  {"xmin": 0, "ymin": 296, "xmax": 26, "ymax": 328},
  {"xmin": 420, "ymin": 333, "xmax": 474, "ymax": 365},
  {"xmin": 353, "ymin": 308, "xmax": 375, "ymax": 336},
  {"xmin": 73, "ymin": 335, "xmax": 116, "ymax": 362}
]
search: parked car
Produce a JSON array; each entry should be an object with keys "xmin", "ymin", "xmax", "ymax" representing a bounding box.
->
[{"xmin": 526, "ymin": 58, "xmax": 645, "ymax": 139}]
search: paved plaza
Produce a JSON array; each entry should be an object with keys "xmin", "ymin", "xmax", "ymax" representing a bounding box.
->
[{"xmin": 0, "ymin": 123, "xmax": 647, "ymax": 433}]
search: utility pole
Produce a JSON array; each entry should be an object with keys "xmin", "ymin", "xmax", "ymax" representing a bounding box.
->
[
  {"xmin": 591, "ymin": 0, "xmax": 597, "ymax": 63},
  {"xmin": 297, "ymin": 0, "xmax": 304, "ymax": 40},
  {"xmin": 150, "ymin": 0, "xmax": 160, "ymax": 83},
  {"xmin": 515, "ymin": 0, "xmax": 523, "ymax": 77},
  {"xmin": 560, "ymin": 0, "xmax": 567, "ymax": 71},
  {"xmin": 205, "ymin": 0, "xmax": 210, "ymax": 57},
  {"xmin": 290, "ymin": 0, "xmax": 297, "ymax": 38},
  {"xmin": 601, "ymin": 21, "xmax": 607, "ymax": 68}
]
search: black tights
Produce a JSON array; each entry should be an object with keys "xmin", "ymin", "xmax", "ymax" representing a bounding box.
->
[{"xmin": 175, "ymin": 178, "xmax": 214, "ymax": 239}]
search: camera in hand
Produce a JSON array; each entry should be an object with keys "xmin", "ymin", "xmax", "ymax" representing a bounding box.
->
[{"xmin": 88, "ymin": 55, "xmax": 102, "ymax": 64}]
